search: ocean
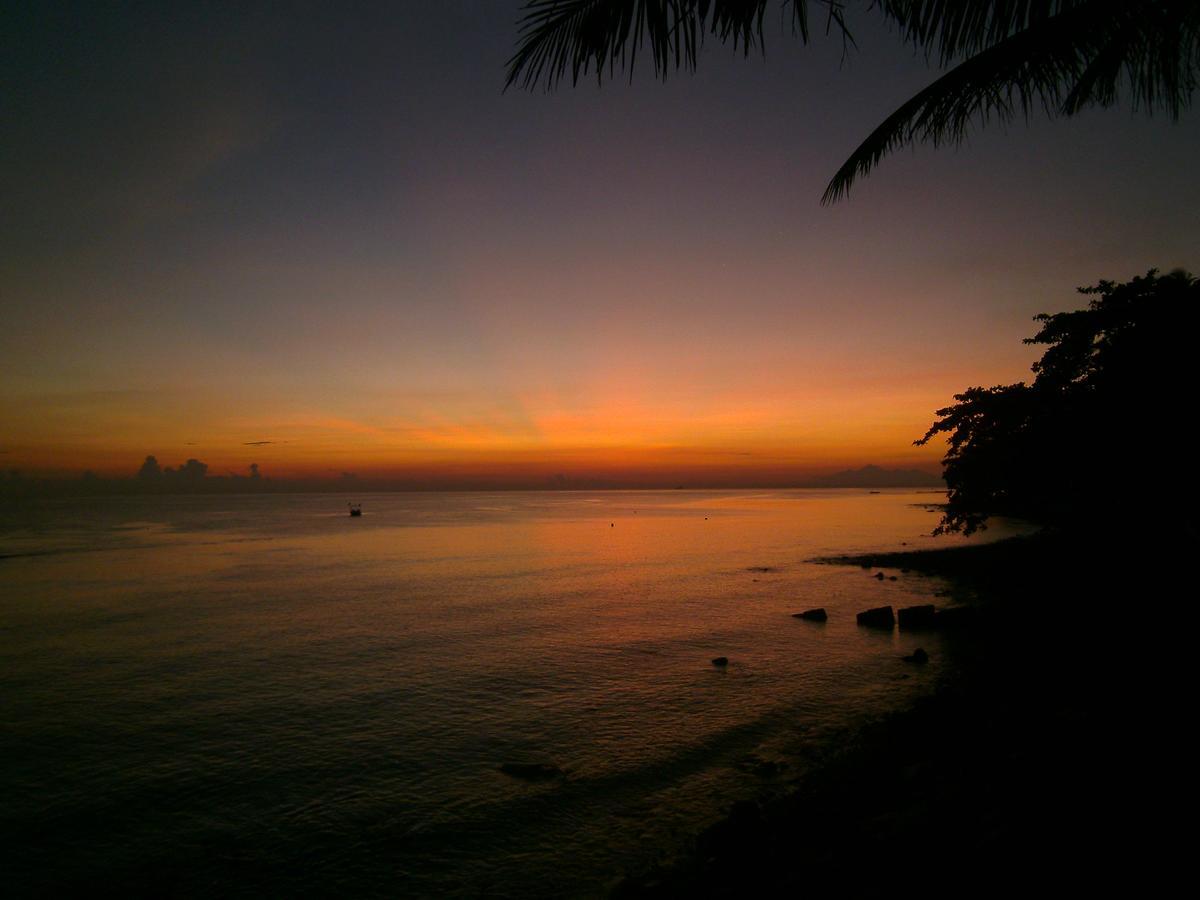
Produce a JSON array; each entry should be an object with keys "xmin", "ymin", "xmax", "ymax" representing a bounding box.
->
[{"xmin": 0, "ymin": 489, "xmax": 1008, "ymax": 897}]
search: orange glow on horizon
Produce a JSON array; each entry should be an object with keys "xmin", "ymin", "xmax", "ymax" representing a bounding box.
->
[
  {"xmin": 1, "ymin": 243, "xmax": 1041, "ymax": 486},
  {"xmin": 2, "ymin": 383, "xmax": 953, "ymax": 483}
]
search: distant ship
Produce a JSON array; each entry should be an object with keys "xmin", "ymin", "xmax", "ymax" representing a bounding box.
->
[{"xmin": 348, "ymin": 503, "xmax": 362, "ymax": 517}]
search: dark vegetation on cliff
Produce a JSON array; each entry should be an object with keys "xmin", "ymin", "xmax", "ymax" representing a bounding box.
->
[{"xmin": 918, "ymin": 269, "xmax": 1199, "ymax": 536}]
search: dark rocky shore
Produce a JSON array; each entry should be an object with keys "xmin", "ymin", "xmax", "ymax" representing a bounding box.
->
[{"xmin": 614, "ymin": 530, "xmax": 1187, "ymax": 898}]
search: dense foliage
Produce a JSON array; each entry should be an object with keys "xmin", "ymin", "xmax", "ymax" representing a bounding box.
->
[{"xmin": 917, "ymin": 269, "xmax": 1199, "ymax": 534}]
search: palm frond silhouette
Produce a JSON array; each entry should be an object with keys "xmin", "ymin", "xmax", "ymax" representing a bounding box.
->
[{"xmin": 506, "ymin": 1, "xmax": 1200, "ymax": 202}]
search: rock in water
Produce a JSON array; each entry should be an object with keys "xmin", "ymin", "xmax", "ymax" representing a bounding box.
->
[
  {"xmin": 903, "ymin": 647, "xmax": 930, "ymax": 664},
  {"xmin": 499, "ymin": 762, "xmax": 563, "ymax": 780},
  {"xmin": 856, "ymin": 606, "xmax": 896, "ymax": 628},
  {"xmin": 874, "ymin": 572, "xmax": 886, "ymax": 580},
  {"xmin": 711, "ymin": 656, "xmax": 729, "ymax": 667},
  {"xmin": 898, "ymin": 604, "xmax": 937, "ymax": 629},
  {"xmin": 792, "ymin": 608, "xmax": 828, "ymax": 622}
]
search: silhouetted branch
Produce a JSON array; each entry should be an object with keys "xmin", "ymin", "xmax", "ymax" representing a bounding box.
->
[{"xmin": 506, "ymin": 1, "xmax": 1200, "ymax": 201}]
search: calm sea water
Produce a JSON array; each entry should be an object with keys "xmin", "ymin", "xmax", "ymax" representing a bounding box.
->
[{"xmin": 0, "ymin": 489, "xmax": 1009, "ymax": 897}]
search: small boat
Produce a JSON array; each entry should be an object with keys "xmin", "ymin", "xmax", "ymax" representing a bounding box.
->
[{"xmin": 348, "ymin": 503, "xmax": 362, "ymax": 517}]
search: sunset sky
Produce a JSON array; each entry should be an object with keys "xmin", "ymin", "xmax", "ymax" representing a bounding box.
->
[{"xmin": 4, "ymin": 2, "xmax": 1198, "ymax": 485}]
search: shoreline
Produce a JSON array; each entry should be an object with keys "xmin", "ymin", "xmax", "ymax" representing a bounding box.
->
[{"xmin": 613, "ymin": 531, "xmax": 1172, "ymax": 897}]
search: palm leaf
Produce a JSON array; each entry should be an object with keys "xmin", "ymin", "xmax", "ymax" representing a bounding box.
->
[
  {"xmin": 822, "ymin": 1, "xmax": 1200, "ymax": 202},
  {"xmin": 878, "ymin": 1, "xmax": 1082, "ymax": 63},
  {"xmin": 505, "ymin": 1, "xmax": 849, "ymax": 90},
  {"xmin": 506, "ymin": 1, "xmax": 1200, "ymax": 200}
]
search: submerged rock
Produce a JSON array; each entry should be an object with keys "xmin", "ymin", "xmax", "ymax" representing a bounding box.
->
[
  {"xmin": 793, "ymin": 608, "xmax": 828, "ymax": 622},
  {"xmin": 857, "ymin": 606, "xmax": 896, "ymax": 628},
  {"xmin": 903, "ymin": 647, "xmax": 930, "ymax": 664},
  {"xmin": 874, "ymin": 572, "xmax": 886, "ymax": 580},
  {"xmin": 499, "ymin": 762, "xmax": 563, "ymax": 780},
  {"xmin": 711, "ymin": 656, "xmax": 729, "ymax": 667},
  {"xmin": 898, "ymin": 604, "xmax": 937, "ymax": 629}
]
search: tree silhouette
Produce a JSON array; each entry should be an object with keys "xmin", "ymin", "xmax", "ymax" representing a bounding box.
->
[
  {"xmin": 507, "ymin": 1, "xmax": 1199, "ymax": 201},
  {"xmin": 917, "ymin": 269, "xmax": 1199, "ymax": 534},
  {"xmin": 136, "ymin": 455, "xmax": 162, "ymax": 480}
]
